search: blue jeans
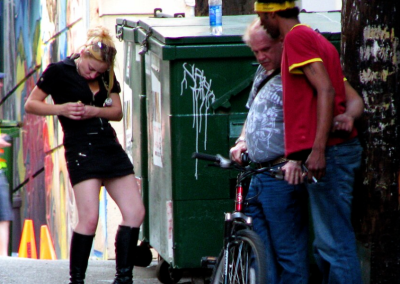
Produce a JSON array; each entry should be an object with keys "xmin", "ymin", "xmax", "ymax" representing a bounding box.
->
[
  {"xmin": 307, "ymin": 138, "xmax": 363, "ymax": 284},
  {"xmin": 0, "ymin": 171, "xmax": 12, "ymax": 221},
  {"xmin": 246, "ymin": 165, "xmax": 309, "ymax": 284}
]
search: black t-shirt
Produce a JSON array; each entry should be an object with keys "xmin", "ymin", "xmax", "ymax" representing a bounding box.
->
[{"xmin": 36, "ymin": 56, "xmax": 121, "ymax": 135}]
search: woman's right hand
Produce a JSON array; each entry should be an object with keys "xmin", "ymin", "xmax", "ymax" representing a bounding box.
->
[
  {"xmin": 25, "ymin": 86, "xmax": 86, "ymax": 119},
  {"xmin": 59, "ymin": 102, "xmax": 85, "ymax": 120}
]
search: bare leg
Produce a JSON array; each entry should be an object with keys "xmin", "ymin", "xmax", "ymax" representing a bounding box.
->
[
  {"xmin": 104, "ymin": 174, "xmax": 145, "ymax": 227},
  {"xmin": 72, "ymin": 179, "xmax": 102, "ymax": 235},
  {"xmin": 68, "ymin": 179, "xmax": 101, "ymax": 284},
  {"xmin": 105, "ymin": 174, "xmax": 145, "ymax": 284},
  {"xmin": 0, "ymin": 220, "xmax": 10, "ymax": 256}
]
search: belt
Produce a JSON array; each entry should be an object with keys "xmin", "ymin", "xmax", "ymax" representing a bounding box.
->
[{"xmin": 256, "ymin": 156, "xmax": 288, "ymax": 168}]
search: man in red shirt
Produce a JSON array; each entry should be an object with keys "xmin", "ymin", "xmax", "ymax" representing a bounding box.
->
[{"xmin": 254, "ymin": 1, "xmax": 364, "ymax": 283}]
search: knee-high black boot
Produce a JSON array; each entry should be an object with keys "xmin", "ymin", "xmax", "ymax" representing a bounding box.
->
[
  {"xmin": 69, "ymin": 232, "xmax": 95, "ymax": 284},
  {"xmin": 113, "ymin": 225, "xmax": 140, "ymax": 284}
]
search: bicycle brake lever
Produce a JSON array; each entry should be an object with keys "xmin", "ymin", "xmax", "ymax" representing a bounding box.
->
[{"xmin": 216, "ymin": 154, "xmax": 233, "ymax": 168}]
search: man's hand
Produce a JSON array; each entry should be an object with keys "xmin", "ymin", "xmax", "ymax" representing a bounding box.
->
[
  {"xmin": 332, "ymin": 113, "xmax": 354, "ymax": 133},
  {"xmin": 332, "ymin": 81, "xmax": 364, "ymax": 134},
  {"xmin": 305, "ymin": 149, "xmax": 326, "ymax": 181},
  {"xmin": 230, "ymin": 141, "xmax": 247, "ymax": 165},
  {"xmin": 282, "ymin": 160, "xmax": 303, "ymax": 184}
]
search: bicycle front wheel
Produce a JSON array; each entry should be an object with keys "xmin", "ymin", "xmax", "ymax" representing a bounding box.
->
[{"xmin": 211, "ymin": 229, "xmax": 267, "ymax": 284}]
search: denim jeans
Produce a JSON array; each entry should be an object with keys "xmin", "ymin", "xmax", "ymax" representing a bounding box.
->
[
  {"xmin": 246, "ymin": 164, "xmax": 309, "ymax": 284},
  {"xmin": 307, "ymin": 138, "xmax": 363, "ymax": 284},
  {"xmin": 0, "ymin": 171, "xmax": 12, "ymax": 221}
]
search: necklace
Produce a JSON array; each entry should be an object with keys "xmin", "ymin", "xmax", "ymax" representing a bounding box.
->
[{"xmin": 101, "ymin": 75, "xmax": 113, "ymax": 107}]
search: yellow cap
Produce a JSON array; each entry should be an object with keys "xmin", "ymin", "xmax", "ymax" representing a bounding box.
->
[{"xmin": 254, "ymin": 1, "xmax": 296, "ymax": 12}]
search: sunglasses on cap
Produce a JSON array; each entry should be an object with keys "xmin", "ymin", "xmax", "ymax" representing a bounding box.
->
[{"xmin": 89, "ymin": 41, "xmax": 117, "ymax": 63}]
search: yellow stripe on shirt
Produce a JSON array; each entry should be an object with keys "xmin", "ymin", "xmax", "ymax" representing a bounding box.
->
[{"xmin": 289, "ymin": 58, "xmax": 323, "ymax": 74}]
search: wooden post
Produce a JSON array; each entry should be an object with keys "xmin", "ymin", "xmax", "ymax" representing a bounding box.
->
[{"xmin": 342, "ymin": 1, "xmax": 400, "ymax": 283}]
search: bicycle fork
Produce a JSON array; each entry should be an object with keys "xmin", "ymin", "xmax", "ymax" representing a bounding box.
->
[{"xmin": 222, "ymin": 210, "xmax": 253, "ymax": 284}]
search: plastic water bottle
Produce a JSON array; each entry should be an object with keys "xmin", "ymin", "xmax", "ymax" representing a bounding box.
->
[{"xmin": 209, "ymin": 0, "xmax": 223, "ymax": 35}]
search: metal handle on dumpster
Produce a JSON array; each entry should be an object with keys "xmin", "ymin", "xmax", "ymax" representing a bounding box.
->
[
  {"xmin": 154, "ymin": 8, "xmax": 185, "ymax": 18},
  {"xmin": 139, "ymin": 29, "xmax": 153, "ymax": 55},
  {"xmin": 115, "ymin": 19, "xmax": 126, "ymax": 42},
  {"xmin": 211, "ymin": 73, "xmax": 255, "ymax": 110}
]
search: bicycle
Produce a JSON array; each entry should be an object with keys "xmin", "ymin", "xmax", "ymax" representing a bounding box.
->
[{"xmin": 192, "ymin": 152, "xmax": 284, "ymax": 284}]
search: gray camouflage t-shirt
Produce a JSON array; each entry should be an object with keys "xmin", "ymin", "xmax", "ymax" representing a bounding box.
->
[{"xmin": 245, "ymin": 66, "xmax": 284, "ymax": 163}]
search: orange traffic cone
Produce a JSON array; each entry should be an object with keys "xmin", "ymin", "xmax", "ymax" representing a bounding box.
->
[
  {"xmin": 18, "ymin": 219, "xmax": 37, "ymax": 259},
  {"xmin": 40, "ymin": 225, "xmax": 57, "ymax": 260}
]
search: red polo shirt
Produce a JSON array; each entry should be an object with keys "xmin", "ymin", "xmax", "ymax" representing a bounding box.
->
[{"xmin": 282, "ymin": 24, "xmax": 357, "ymax": 160}]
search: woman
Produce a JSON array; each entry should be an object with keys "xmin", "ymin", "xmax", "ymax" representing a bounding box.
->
[{"xmin": 25, "ymin": 26, "xmax": 145, "ymax": 284}]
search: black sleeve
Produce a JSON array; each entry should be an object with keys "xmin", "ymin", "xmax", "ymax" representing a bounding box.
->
[
  {"xmin": 36, "ymin": 63, "xmax": 61, "ymax": 96},
  {"xmin": 111, "ymin": 74, "xmax": 121, "ymax": 94}
]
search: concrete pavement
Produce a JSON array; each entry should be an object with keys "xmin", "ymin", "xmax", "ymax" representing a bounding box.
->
[{"xmin": 0, "ymin": 257, "xmax": 161, "ymax": 284}]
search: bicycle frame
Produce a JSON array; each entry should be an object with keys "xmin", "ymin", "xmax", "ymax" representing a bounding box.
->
[
  {"xmin": 193, "ymin": 152, "xmax": 276, "ymax": 284},
  {"xmin": 221, "ymin": 173, "xmax": 254, "ymax": 284}
]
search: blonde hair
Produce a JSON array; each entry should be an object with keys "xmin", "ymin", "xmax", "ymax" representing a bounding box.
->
[{"xmin": 81, "ymin": 26, "xmax": 117, "ymax": 97}]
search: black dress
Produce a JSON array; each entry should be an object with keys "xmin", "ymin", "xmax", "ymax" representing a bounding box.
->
[{"xmin": 36, "ymin": 56, "xmax": 134, "ymax": 186}]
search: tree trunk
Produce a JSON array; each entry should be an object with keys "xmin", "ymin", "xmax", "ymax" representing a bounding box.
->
[{"xmin": 342, "ymin": 0, "xmax": 400, "ymax": 282}]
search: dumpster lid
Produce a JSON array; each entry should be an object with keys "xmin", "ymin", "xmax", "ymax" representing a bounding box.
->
[
  {"xmin": 116, "ymin": 18, "xmax": 140, "ymax": 28},
  {"xmin": 116, "ymin": 18, "xmax": 142, "ymax": 42},
  {"xmin": 299, "ymin": 11, "xmax": 341, "ymax": 34},
  {"xmin": 138, "ymin": 15, "xmax": 257, "ymax": 45},
  {"xmin": 137, "ymin": 12, "xmax": 340, "ymax": 46},
  {"xmin": 138, "ymin": 15, "xmax": 258, "ymax": 30},
  {"xmin": 0, "ymin": 120, "xmax": 21, "ymax": 128}
]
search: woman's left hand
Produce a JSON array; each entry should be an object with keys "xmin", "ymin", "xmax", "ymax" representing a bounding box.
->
[{"xmin": 79, "ymin": 104, "xmax": 100, "ymax": 120}]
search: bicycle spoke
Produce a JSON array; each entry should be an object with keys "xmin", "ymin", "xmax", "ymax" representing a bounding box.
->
[
  {"xmin": 228, "ymin": 236, "xmax": 252, "ymax": 283},
  {"xmin": 210, "ymin": 230, "xmax": 266, "ymax": 284}
]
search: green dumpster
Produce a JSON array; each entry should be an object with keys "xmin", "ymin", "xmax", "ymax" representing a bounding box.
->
[
  {"xmin": 140, "ymin": 14, "xmax": 258, "ymax": 274},
  {"xmin": 116, "ymin": 18, "xmax": 151, "ymax": 245},
  {"xmin": 117, "ymin": 14, "xmax": 258, "ymax": 278}
]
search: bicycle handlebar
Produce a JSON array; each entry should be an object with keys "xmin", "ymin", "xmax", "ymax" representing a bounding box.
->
[
  {"xmin": 192, "ymin": 152, "xmax": 220, "ymax": 163},
  {"xmin": 192, "ymin": 152, "xmax": 232, "ymax": 168},
  {"xmin": 192, "ymin": 152, "xmax": 321, "ymax": 184},
  {"xmin": 192, "ymin": 152, "xmax": 284, "ymax": 180}
]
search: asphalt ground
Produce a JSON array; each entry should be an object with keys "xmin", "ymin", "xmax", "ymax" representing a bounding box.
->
[{"xmin": 0, "ymin": 257, "xmax": 161, "ymax": 284}]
